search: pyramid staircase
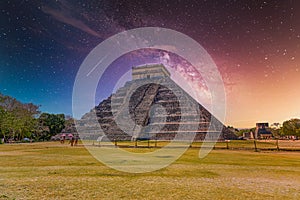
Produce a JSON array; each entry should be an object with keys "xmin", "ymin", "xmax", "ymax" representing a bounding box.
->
[{"xmin": 78, "ymin": 65, "xmax": 237, "ymax": 141}]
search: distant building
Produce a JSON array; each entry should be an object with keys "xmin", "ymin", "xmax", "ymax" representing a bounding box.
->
[{"xmin": 255, "ymin": 123, "xmax": 272, "ymax": 139}]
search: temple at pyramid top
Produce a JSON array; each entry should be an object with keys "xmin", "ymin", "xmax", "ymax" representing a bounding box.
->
[{"xmin": 132, "ymin": 64, "xmax": 171, "ymax": 80}]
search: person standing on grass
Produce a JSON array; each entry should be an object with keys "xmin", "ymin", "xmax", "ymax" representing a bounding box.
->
[
  {"xmin": 74, "ymin": 134, "xmax": 79, "ymax": 146},
  {"xmin": 60, "ymin": 134, "xmax": 66, "ymax": 144},
  {"xmin": 68, "ymin": 134, "xmax": 74, "ymax": 146},
  {"xmin": 70, "ymin": 136, "xmax": 75, "ymax": 146}
]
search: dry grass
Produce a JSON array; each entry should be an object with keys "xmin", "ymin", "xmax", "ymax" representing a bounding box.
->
[
  {"xmin": 100, "ymin": 140, "xmax": 300, "ymax": 151},
  {"xmin": 0, "ymin": 142, "xmax": 300, "ymax": 200}
]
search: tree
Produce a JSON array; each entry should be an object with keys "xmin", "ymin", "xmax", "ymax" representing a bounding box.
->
[
  {"xmin": 282, "ymin": 118, "xmax": 300, "ymax": 137},
  {"xmin": 269, "ymin": 127, "xmax": 283, "ymax": 138},
  {"xmin": 38, "ymin": 113, "xmax": 65, "ymax": 138},
  {"xmin": 0, "ymin": 93, "xmax": 40, "ymax": 141},
  {"xmin": 0, "ymin": 107, "xmax": 8, "ymax": 139},
  {"xmin": 63, "ymin": 116, "xmax": 77, "ymax": 133}
]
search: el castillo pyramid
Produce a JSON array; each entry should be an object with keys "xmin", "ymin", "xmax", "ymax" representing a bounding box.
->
[{"xmin": 77, "ymin": 64, "xmax": 237, "ymax": 141}]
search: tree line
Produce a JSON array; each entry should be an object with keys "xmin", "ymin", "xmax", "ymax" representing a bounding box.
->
[
  {"xmin": 0, "ymin": 93, "xmax": 74, "ymax": 143},
  {"xmin": 1, "ymin": 93, "xmax": 299, "ymax": 143},
  {"xmin": 234, "ymin": 119, "xmax": 300, "ymax": 139}
]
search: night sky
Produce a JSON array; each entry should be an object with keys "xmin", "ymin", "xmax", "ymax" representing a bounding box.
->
[{"xmin": 1, "ymin": 0, "xmax": 299, "ymax": 127}]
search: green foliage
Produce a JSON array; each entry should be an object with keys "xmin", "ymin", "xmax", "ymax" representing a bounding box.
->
[
  {"xmin": 269, "ymin": 127, "xmax": 284, "ymax": 137},
  {"xmin": 282, "ymin": 118, "xmax": 300, "ymax": 136},
  {"xmin": 39, "ymin": 113, "xmax": 65, "ymax": 137},
  {"xmin": 0, "ymin": 93, "xmax": 73, "ymax": 142},
  {"xmin": 0, "ymin": 93, "xmax": 40, "ymax": 141}
]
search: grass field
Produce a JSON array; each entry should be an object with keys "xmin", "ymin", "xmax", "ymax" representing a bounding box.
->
[
  {"xmin": 1, "ymin": 142, "xmax": 300, "ymax": 200},
  {"xmin": 94, "ymin": 139, "xmax": 300, "ymax": 152}
]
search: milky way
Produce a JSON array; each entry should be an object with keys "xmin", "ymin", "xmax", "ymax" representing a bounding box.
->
[{"xmin": 1, "ymin": 0, "xmax": 299, "ymax": 127}]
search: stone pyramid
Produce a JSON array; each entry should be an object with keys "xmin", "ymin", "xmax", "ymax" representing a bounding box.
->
[{"xmin": 77, "ymin": 64, "xmax": 237, "ymax": 141}]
